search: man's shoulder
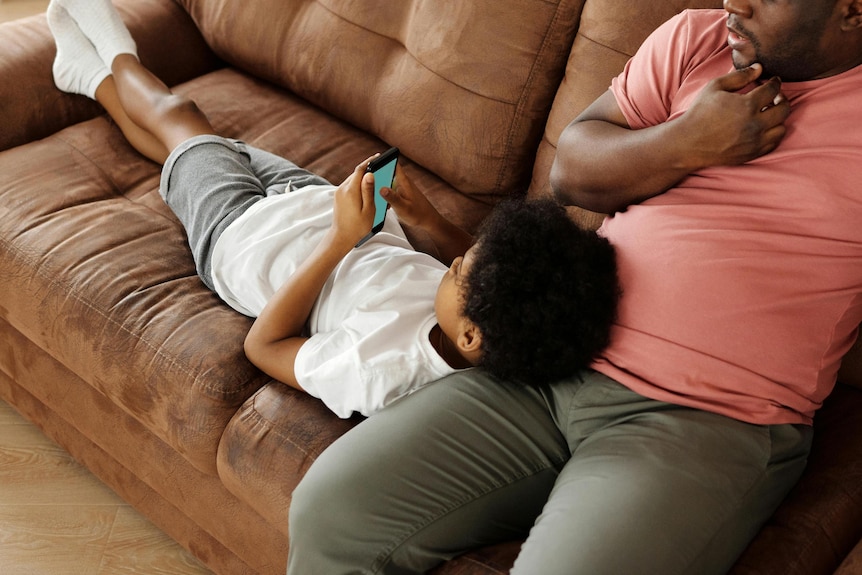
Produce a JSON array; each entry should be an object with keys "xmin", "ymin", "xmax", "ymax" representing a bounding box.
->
[
  {"xmin": 672, "ymin": 8, "xmax": 729, "ymax": 45},
  {"xmin": 676, "ymin": 8, "xmax": 727, "ymax": 26},
  {"xmin": 639, "ymin": 8, "xmax": 729, "ymax": 67}
]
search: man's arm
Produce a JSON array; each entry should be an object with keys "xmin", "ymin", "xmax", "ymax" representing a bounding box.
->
[
  {"xmin": 382, "ymin": 164, "xmax": 473, "ymax": 265},
  {"xmin": 243, "ymin": 158, "xmax": 377, "ymax": 390},
  {"xmin": 551, "ymin": 63, "xmax": 790, "ymax": 214}
]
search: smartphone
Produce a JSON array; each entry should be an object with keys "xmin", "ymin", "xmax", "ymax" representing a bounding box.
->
[{"xmin": 356, "ymin": 146, "xmax": 399, "ymax": 247}]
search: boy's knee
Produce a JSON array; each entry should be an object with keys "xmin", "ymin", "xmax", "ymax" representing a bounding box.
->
[{"xmin": 159, "ymin": 94, "xmax": 203, "ymax": 122}]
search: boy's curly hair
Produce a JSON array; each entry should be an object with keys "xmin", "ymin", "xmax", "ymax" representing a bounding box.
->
[{"xmin": 462, "ymin": 197, "xmax": 620, "ymax": 386}]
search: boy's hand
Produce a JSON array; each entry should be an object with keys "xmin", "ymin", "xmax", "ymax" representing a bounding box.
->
[
  {"xmin": 330, "ymin": 156, "xmax": 377, "ymax": 249},
  {"xmin": 383, "ymin": 163, "xmax": 473, "ymax": 264},
  {"xmin": 381, "ymin": 164, "xmax": 443, "ymax": 231}
]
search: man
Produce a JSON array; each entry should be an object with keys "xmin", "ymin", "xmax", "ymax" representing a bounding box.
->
[{"xmin": 287, "ymin": 0, "xmax": 862, "ymax": 573}]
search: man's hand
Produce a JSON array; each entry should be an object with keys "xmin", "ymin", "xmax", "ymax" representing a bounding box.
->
[
  {"xmin": 552, "ymin": 63, "xmax": 791, "ymax": 214},
  {"xmin": 680, "ymin": 63, "xmax": 790, "ymax": 168}
]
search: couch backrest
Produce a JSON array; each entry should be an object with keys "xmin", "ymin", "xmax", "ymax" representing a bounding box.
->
[
  {"xmin": 527, "ymin": 0, "xmax": 724, "ymax": 229},
  {"xmin": 179, "ymin": 0, "xmax": 586, "ymax": 201}
]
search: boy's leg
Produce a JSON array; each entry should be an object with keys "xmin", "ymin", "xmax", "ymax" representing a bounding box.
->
[
  {"xmin": 241, "ymin": 145, "xmax": 332, "ymax": 193},
  {"xmin": 287, "ymin": 370, "xmax": 570, "ymax": 574},
  {"xmin": 48, "ymin": 1, "xmax": 173, "ymax": 162},
  {"xmin": 107, "ymin": 53, "xmax": 215, "ymax": 160},
  {"xmin": 50, "ymin": 0, "xmax": 212, "ymax": 163},
  {"xmin": 94, "ymin": 76, "xmax": 171, "ymax": 164}
]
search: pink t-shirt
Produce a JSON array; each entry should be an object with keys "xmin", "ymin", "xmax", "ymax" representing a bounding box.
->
[{"xmin": 593, "ymin": 10, "xmax": 862, "ymax": 425}]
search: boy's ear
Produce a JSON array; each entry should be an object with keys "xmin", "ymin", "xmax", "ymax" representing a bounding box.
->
[{"xmin": 457, "ymin": 323, "xmax": 483, "ymax": 360}]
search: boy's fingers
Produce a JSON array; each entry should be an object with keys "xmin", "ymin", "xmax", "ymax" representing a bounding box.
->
[
  {"xmin": 361, "ymin": 172, "xmax": 375, "ymax": 208},
  {"xmin": 349, "ymin": 154, "xmax": 378, "ymax": 179},
  {"xmin": 357, "ymin": 154, "xmax": 379, "ymax": 172}
]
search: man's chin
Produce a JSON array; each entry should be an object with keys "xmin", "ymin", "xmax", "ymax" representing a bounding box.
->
[{"xmin": 731, "ymin": 52, "xmax": 755, "ymax": 71}]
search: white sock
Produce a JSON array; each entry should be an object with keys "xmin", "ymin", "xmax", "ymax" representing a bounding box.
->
[
  {"xmin": 47, "ymin": 2, "xmax": 110, "ymax": 99},
  {"xmin": 55, "ymin": 0, "xmax": 137, "ymax": 69}
]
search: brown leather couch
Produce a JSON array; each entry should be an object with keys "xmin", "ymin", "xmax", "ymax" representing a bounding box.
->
[{"xmin": 1, "ymin": 0, "xmax": 861, "ymax": 573}]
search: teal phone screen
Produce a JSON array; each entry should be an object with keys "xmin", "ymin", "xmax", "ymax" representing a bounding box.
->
[{"xmin": 372, "ymin": 158, "xmax": 396, "ymax": 227}]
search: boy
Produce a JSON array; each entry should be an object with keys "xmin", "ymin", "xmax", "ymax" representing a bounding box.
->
[{"xmin": 47, "ymin": 0, "xmax": 619, "ymax": 417}]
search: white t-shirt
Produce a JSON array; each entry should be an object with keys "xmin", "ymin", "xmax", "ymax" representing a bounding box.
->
[{"xmin": 210, "ymin": 184, "xmax": 457, "ymax": 418}]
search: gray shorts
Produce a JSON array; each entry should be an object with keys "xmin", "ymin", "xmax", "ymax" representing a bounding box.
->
[{"xmin": 158, "ymin": 135, "xmax": 331, "ymax": 290}]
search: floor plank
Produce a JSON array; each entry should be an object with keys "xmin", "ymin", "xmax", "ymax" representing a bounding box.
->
[
  {"xmin": 0, "ymin": 422, "xmax": 123, "ymax": 507},
  {"xmin": 0, "ymin": 505, "xmax": 117, "ymax": 575},
  {"xmin": 100, "ymin": 507, "xmax": 216, "ymax": 575},
  {"xmin": 0, "ymin": 0, "xmax": 48, "ymax": 23},
  {"xmin": 0, "ymin": 400, "xmax": 213, "ymax": 574}
]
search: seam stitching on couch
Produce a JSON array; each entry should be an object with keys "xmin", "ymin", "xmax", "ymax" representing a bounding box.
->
[
  {"xmin": 578, "ymin": 29, "xmax": 635, "ymax": 58},
  {"xmin": 247, "ymin": 394, "xmax": 311, "ymax": 457},
  {"xmin": 495, "ymin": 0, "xmax": 572, "ymax": 195}
]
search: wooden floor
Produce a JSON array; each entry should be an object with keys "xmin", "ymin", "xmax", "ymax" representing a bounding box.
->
[
  {"xmin": 0, "ymin": 400, "xmax": 214, "ymax": 575},
  {"xmin": 1, "ymin": 2, "xmax": 211, "ymax": 574},
  {"xmin": 0, "ymin": 0, "xmax": 47, "ymax": 22}
]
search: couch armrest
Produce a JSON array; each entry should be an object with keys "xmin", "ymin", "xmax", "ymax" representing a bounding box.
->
[
  {"xmin": 0, "ymin": 14, "xmax": 98, "ymax": 152},
  {"xmin": 0, "ymin": 0, "xmax": 222, "ymax": 153}
]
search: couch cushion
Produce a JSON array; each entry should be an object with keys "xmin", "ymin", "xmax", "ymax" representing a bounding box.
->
[
  {"xmin": 0, "ymin": 63, "xmax": 501, "ymax": 476},
  {"xmin": 217, "ymin": 382, "xmax": 359, "ymax": 535},
  {"xmin": 185, "ymin": 68, "xmax": 500, "ymax": 236},
  {"xmin": 180, "ymin": 0, "xmax": 586, "ymax": 202}
]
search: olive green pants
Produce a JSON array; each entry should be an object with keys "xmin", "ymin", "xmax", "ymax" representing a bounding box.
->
[{"xmin": 287, "ymin": 369, "xmax": 812, "ymax": 574}]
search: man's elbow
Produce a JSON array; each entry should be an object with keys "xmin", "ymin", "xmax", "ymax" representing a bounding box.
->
[
  {"xmin": 550, "ymin": 155, "xmax": 608, "ymax": 213},
  {"xmin": 549, "ymin": 154, "xmax": 579, "ymax": 205}
]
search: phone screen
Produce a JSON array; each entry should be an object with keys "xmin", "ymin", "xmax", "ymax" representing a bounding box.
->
[
  {"xmin": 370, "ymin": 153, "xmax": 397, "ymax": 228},
  {"xmin": 356, "ymin": 147, "xmax": 399, "ymax": 247}
]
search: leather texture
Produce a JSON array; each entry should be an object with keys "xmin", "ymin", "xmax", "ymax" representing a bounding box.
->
[{"xmin": 1, "ymin": 0, "xmax": 861, "ymax": 573}]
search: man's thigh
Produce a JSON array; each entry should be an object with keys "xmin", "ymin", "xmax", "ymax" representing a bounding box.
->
[
  {"xmin": 513, "ymin": 384, "xmax": 812, "ymax": 575},
  {"xmin": 287, "ymin": 370, "xmax": 571, "ymax": 574}
]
